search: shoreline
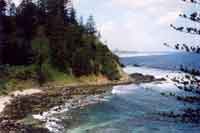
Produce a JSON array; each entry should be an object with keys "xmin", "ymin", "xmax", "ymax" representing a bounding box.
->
[
  {"xmin": 0, "ymin": 72, "xmax": 163, "ymax": 132},
  {"xmin": 0, "ymin": 72, "xmax": 131, "ymax": 112},
  {"xmin": 0, "ymin": 74, "xmax": 133, "ymax": 132}
]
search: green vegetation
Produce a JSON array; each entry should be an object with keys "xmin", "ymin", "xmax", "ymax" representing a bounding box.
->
[{"xmin": 0, "ymin": 0, "xmax": 122, "ymax": 94}]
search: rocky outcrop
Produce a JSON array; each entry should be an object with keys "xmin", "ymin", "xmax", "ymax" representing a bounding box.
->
[{"xmin": 130, "ymin": 73, "xmax": 165, "ymax": 83}]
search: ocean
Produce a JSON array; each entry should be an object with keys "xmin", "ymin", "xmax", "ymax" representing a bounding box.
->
[{"xmin": 34, "ymin": 52, "xmax": 200, "ymax": 133}]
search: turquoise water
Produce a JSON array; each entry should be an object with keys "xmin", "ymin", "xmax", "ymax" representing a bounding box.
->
[
  {"xmin": 62, "ymin": 84, "xmax": 200, "ymax": 133},
  {"xmin": 42, "ymin": 52, "xmax": 200, "ymax": 133}
]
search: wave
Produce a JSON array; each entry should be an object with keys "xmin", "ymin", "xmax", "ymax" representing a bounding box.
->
[
  {"xmin": 33, "ymin": 95, "xmax": 112, "ymax": 133},
  {"xmin": 124, "ymin": 65, "xmax": 183, "ymax": 78}
]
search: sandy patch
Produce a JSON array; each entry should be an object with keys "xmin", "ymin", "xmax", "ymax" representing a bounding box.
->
[{"xmin": 0, "ymin": 89, "xmax": 43, "ymax": 113}]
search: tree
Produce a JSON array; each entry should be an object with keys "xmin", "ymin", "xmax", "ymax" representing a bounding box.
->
[
  {"xmin": 32, "ymin": 26, "xmax": 50, "ymax": 85},
  {"xmin": 85, "ymin": 15, "xmax": 97, "ymax": 35},
  {"xmin": 63, "ymin": 0, "xmax": 77, "ymax": 25},
  {"xmin": 18, "ymin": 0, "xmax": 39, "ymax": 40},
  {"xmin": 37, "ymin": 0, "xmax": 47, "ymax": 10},
  {"xmin": 0, "ymin": 0, "xmax": 122, "ymax": 83},
  {"xmin": 162, "ymin": 0, "xmax": 200, "ymax": 122},
  {"xmin": 68, "ymin": 7, "xmax": 77, "ymax": 24},
  {"xmin": 78, "ymin": 16, "xmax": 84, "ymax": 26},
  {"xmin": 10, "ymin": 0, "xmax": 38, "ymax": 65},
  {"xmin": 37, "ymin": 0, "xmax": 47, "ymax": 25},
  {"xmin": 9, "ymin": 2, "xmax": 16, "ymax": 16},
  {"xmin": 163, "ymin": 0, "xmax": 200, "ymax": 75},
  {"xmin": 0, "ymin": 0, "xmax": 6, "ymax": 15},
  {"xmin": 165, "ymin": 0, "xmax": 200, "ymax": 53},
  {"xmin": 47, "ymin": 0, "xmax": 69, "ymax": 71},
  {"xmin": 0, "ymin": 0, "xmax": 6, "ymax": 64}
]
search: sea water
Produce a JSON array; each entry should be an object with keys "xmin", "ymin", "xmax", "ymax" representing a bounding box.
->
[{"xmin": 35, "ymin": 52, "xmax": 200, "ymax": 133}]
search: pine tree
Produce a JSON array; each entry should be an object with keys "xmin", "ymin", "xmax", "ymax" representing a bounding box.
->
[
  {"xmin": 12, "ymin": 0, "xmax": 38, "ymax": 65},
  {"xmin": 32, "ymin": 26, "xmax": 50, "ymax": 85},
  {"xmin": 9, "ymin": 2, "xmax": 16, "ymax": 16},
  {"xmin": 69, "ymin": 7, "xmax": 77, "ymax": 24},
  {"xmin": 0, "ymin": 0, "xmax": 7, "ymax": 64},
  {"xmin": 0, "ymin": 0, "xmax": 6, "ymax": 15},
  {"xmin": 37, "ymin": 0, "xmax": 47, "ymax": 25},
  {"xmin": 85, "ymin": 15, "xmax": 97, "ymax": 35},
  {"xmin": 78, "ymin": 16, "xmax": 84, "ymax": 26},
  {"xmin": 164, "ymin": 0, "xmax": 200, "ymax": 53},
  {"xmin": 0, "ymin": 0, "xmax": 122, "ymax": 81},
  {"xmin": 64, "ymin": 0, "xmax": 77, "ymax": 24},
  {"xmin": 47, "ymin": 0, "xmax": 69, "ymax": 71}
]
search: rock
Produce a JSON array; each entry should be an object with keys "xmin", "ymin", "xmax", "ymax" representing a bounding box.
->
[
  {"xmin": 0, "ymin": 119, "xmax": 50, "ymax": 133},
  {"xmin": 132, "ymin": 64, "xmax": 141, "ymax": 67},
  {"xmin": 130, "ymin": 73, "xmax": 156, "ymax": 83}
]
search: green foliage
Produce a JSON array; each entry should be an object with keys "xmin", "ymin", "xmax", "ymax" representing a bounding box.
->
[
  {"xmin": 101, "ymin": 60, "xmax": 121, "ymax": 80},
  {"xmin": 41, "ymin": 63, "xmax": 74, "ymax": 83},
  {"xmin": 1, "ymin": 0, "xmax": 123, "ymax": 90},
  {"xmin": 72, "ymin": 47, "xmax": 94, "ymax": 76},
  {"xmin": 7, "ymin": 65, "xmax": 37, "ymax": 80},
  {"xmin": 0, "ymin": 65, "xmax": 38, "ymax": 94},
  {"xmin": 68, "ymin": 32, "xmax": 121, "ymax": 80},
  {"xmin": 32, "ymin": 26, "xmax": 50, "ymax": 65}
]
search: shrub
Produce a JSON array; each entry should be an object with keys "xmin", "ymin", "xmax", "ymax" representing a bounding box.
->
[
  {"xmin": 101, "ymin": 59, "xmax": 121, "ymax": 80},
  {"xmin": 7, "ymin": 65, "xmax": 37, "ymax": 80}
]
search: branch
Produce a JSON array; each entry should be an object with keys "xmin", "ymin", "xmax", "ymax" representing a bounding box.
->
[
  {"xmin": 180, "ymin": 12, "xmax": 200, "ymax": 24},
  {"xmin": 182, "ymin": 0, "xmax": 200, "ymax": 5},
  {"xmin": 170, "ymin": 24, "xmax": 200, "ymax": 35},
  {"xmin": 164, "ymin": 43, "xmax": 200, "ymax": 53}
]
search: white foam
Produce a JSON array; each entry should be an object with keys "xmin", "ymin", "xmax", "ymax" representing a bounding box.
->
[
  {"xmin": 112, "ymin": 84, "xmax": 141, "ymax": 95},
  {"xmin": 124, "ymin": 66, "xmax": 184, "ymax": 79},
  {"xmin": 33, "ymin": 95, "xmax": 111, "ymax": 133},
  {"xmin": 112, "ymin": 66, "xmax": 191, "ymax": 96},
  {"xmin": 33, "ymin": 103, "xmax": 71, "ymax": 133},
  {"xmin": 141, "ymin": 82, "xmax": 180, "ymax": 93}
]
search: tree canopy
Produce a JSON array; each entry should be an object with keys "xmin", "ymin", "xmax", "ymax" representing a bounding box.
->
[{"xmin": 0, "ymin": 0, "xmax": 122, "ymax": 85}]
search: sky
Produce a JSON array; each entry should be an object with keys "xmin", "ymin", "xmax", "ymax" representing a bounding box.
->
[
  {"xmin": 73, "ymin": 0, "xmax": 200, "ymax": 52},
  {"xmin": 14, "ymin": 0, "xmax": 199, "ymax": 52}
]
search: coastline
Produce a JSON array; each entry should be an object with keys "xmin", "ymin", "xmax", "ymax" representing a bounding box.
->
[
  {"xmin": 0, "ymin": 71, "xmax": 164, "ymax": 132},
  {"xmin": 0, "ymin": 73, "xmax": 133, "ymax": 132}
]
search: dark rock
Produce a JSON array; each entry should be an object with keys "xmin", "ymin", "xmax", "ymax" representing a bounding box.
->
[
  {"xmin": 0, "ymin": 120, "xmax": 50, "ymax": 133},
  {"xmin": 159, "ymin": 108, "xmax": 200, "ymax": 124},
  {"xmin": 130, "ymin": 73, "xmax": 157, "ymax": 83}
]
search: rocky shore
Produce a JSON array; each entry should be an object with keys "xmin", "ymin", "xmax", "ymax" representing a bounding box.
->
[
  {"xmin": 0, "ymin": 120, "xmax": 50, "ymax": 133},
  {"xmin": 0, "ymin": 73, "xmax": 161, "ymax": 132},
  {"xmin": 130, "ymin": 73, "xmax": 166, "ymax": 83}
]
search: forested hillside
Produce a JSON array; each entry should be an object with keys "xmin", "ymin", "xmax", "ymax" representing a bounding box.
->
[{"xmin": 0, "ymin": 0, "xmax": 122, "ymax": 91}]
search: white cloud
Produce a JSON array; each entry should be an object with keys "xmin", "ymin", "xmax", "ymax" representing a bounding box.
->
[
  {"xmin": 73, "ymin": 0, "xmax": 80, "ymax": 6},
  {"xmin": 109, "ymin": 0, "xmax": 186, "ymax": 26},
  {"xmin": 111, "ymin": 0, "xmax": 165, "ymax": 9},
  {"xmin": 157, "ymin": 9, "xmax": 182, "ymax": 25},
  {"xmin": 99, "ymin": 16, "xmax": 161, "ymax": 51},
  {"xmin": 94, "ymin": 0, "xmax": 189, "ymax": 51}
]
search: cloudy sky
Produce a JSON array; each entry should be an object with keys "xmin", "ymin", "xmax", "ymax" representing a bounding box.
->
[
  {"xmin": 74, "ymin": 0, "xmax": 199, "ymax": 52},
  {"xmin": 14, "ymin": 0, "xmax": 198, "ymax": 52}
]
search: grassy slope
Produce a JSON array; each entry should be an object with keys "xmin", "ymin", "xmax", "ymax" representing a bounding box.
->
[{"xmin": 0, "ymin": 64, "xmax": 129, "ymax": 96}]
